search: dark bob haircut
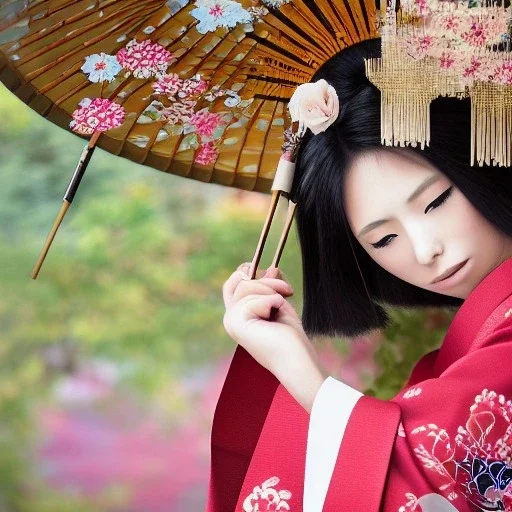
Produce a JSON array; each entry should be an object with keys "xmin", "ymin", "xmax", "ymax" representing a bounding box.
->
[{"xmin": 290, "ymin": 37, "xmax": 512, "ymax": 338}]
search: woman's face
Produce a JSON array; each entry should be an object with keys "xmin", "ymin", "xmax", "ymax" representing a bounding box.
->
[{"xmin": 343, "ymin": 150, "xmax": 512, "ymax": 299}]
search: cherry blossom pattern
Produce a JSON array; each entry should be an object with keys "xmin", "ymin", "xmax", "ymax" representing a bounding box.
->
[
  {"xmin": 405, "ymin": 389, "xmax": 512, "ymax": 511},
  {"xmin": 491, "ymin": 62, "xmax": 512, "ymax": 87},
  {"xmin": 194, "ymin": 142, "xmax": 218, "ymax": 165},
  {"xmin": 70, "ymin": 98, "xmax": 125, "ymax": 135},
  {"xmin": 152, "ymin": 73, "xmax": 208, "ymax": 100},
  {"xmin": 242, "ymin": 476, "xmax": 292, "ymax": 512},
  {"xmin": 139, "ymin": 71, "xmax": 251, "ymax": 166},
  {"xmin": 189, "ymin": 108, "xmax": 225, "ymax": 138},
  {"xmin": 190, "ymin": 0, "xmax": 253, "ymax": 34},
  {"xmin": 116, "ymin": 39, "xmax": 174, "ymax": 79},
  {"xmin": 81, "ymin": 53, "xmax": 122, "ymax": 83}
]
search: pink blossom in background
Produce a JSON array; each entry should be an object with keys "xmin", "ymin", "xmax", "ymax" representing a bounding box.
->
[
  {"xmin": 37, "ymin": 359, "xmax": 232, "ymax": 512},
  {"xmin": 70, "ymin": 98, "xmax": 125, "ymax": 135},
  {"xmin": 36, "ymin": 340, "xmax": 377, "ymax": 511}
]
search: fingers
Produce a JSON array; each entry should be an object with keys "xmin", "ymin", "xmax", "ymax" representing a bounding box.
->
[
  {"xmin": 242, "ymin": 293, "xmax": 285, "ymax": 321},
  {"xmin": 223, "ymin": 269, "xmax": 248, "ymax": 308},
  {"xmin": 232, "ymin": 278, "xmax": 293, "ymax": 304},
  {"xmin": 223, "ymin": 263, "xmax": 291, "ymax": 308}
]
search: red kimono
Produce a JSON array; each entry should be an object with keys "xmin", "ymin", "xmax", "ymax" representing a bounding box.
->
[{"xmin": 207, "ymin": 258, "xmax": 512, "ymax": 512}]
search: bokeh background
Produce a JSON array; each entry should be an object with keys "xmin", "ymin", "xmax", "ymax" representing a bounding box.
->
[{"xmin": 0, "ymin": 82, "xmax": 455, "ymax": 512}]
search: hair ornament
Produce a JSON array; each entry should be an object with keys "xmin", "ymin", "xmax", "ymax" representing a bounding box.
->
[
  {"xmin": 366, "ymin": 0, "xmax": 512, "ymax": 167},
  {"xmin": 287, "ymin": 79, "xmax": 340, "ymax": 137}
]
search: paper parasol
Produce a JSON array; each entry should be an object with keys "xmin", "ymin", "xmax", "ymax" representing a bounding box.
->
[{"xmin": 0, "ymin": 0, "xmax": 380, "ymax": 279}]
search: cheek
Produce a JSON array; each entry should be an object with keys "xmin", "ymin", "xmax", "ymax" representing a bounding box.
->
[{"xmin": 451, "ymin": 194, "xmax": 492, "ymax": 243}]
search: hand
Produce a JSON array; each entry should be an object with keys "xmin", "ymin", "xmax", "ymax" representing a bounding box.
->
[{"xmin": 222, "ymin": 263, "xmax": 327, "ymax": 412}]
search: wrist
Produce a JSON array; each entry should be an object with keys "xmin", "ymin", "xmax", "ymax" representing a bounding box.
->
[{"xmin": 277, "ymin": 343, "xmax": 328, "ymax": 414}]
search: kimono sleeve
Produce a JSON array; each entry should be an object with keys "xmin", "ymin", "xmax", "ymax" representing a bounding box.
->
[{"xmin": 306, "ymin": 322, "xmax": 512, "ymax": 512}]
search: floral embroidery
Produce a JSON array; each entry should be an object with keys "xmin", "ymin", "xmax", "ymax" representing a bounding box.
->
[
  {"xmin": 405, "ymin": 389, "xmax": 512, "ymax": 511},
  {"xmin": 70, "ymin": 98, "xmax": 125, "ymax": 135},
  {"xmin": 81, "ymin": 53, "xmax": 122, "ymax": 83},
  {"xmin": 116, "ymin": 39, "xmax": 174, "ymax": 79},
  {"xmin": 403, "ymin": 387, "xmax": 423, "ymax": 399},
  {"xmin": 190, "ymin": 0, "xmax": 253, "ymax": 34},
  {"xmin": 491, "ymin": 62, "xmax": 512, "ymax": 87},
  {"xmin": 243, "ymin": 476, "xmax": 292, "ymax": 512},
  {"xmin": 505, "ymin": 308, "xmax": 512, "ymax": 319},
  {"xmin": 399, "ymin": 492, "xmax": 460, "ymax": 512}
]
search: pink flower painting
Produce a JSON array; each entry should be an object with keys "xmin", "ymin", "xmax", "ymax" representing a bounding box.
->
[
  {"xmin": 194, "ymin": 142, "xmax": 219, "ymax": 165},
  {"xmin": 189, "ymin": 108, "xmax": 224, "ymax": 137},
  {"xmin": 70, "ymin": 98, "xmax": 125, "ymax": 135},
  {"xmin": 116, "ymin": 39, "xmax": 174, "ymax": 79}
]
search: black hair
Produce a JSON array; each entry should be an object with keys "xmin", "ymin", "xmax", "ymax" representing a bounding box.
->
[{"xmin": 290, "ymin": 37, "xmax": 512, "ymax": 338}]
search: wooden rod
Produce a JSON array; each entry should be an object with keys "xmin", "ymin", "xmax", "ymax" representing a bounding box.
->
[
  {"xmin": 248, "ymin": 190, "xmax": 281, "ymax": 280},
  {"xmin": 271, "ymin": 200, "xmax": 296, "ymax": 269},
  {"xmin": 31, "ymin": 132, "xmax": 100, "ymax": 279},
  {"xmin": 31, "ymin": 200, "xmax": 71, "ymax": 280}
]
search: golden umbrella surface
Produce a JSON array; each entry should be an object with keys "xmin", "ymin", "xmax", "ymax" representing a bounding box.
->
[{"xmin": 0, "ymin": 0, "xmax": 379, "ymax": 278}]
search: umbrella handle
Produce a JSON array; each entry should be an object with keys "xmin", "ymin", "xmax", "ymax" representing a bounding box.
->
[
  {"xmin": 31, "ymin": 132, "xmax": 100, "ymax": 279},
  {"xmin": 31, "ymin": 200, "xmax": 71, "ymax": 279},
  {"xmin": 248, "ymin": 190, "xmax": 281, "ymax": 280},
  {"xmin": 271, "ymin": 200, "xmax": 296, "ymax": 269}
]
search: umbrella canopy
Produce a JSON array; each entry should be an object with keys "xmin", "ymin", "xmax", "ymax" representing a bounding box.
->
[{"xmin": 0, "ymin": 0, "xmax": 378, "ymax": 192}]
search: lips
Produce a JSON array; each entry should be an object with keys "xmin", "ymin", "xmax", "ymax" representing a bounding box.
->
[{"xmin": 431, "ymin": 260, "xmax": 468, "ymax": 284}]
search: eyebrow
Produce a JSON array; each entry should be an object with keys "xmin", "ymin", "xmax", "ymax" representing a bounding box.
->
[{"xmin": 357, "ymin": 174, "xmax": 441, "ymax": 238}]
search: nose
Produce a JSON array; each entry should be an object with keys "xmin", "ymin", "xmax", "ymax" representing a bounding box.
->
[{"xmin": 408, "ymin": 225, "xmax": 443, "ymax": 265}]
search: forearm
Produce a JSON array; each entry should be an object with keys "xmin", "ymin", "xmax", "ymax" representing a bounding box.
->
[{"xmin": 277, "ymin": 346, "xmax": 328, "ymax": 414}]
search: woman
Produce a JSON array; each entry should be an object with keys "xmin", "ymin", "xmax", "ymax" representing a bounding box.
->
[{"xmin": 208, "ymin": 38, "xmax": 512, "ymax": 512}]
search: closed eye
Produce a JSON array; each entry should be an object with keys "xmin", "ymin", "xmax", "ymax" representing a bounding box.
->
[
  {"xmin": 424, "ymin": 186, "xmax": 453, "ymax": 214},
  {"xmin": 370, "ymin": 186, "xmax": 454, "ymax": 249}
]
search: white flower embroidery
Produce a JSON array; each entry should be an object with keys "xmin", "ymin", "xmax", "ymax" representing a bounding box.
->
[
  {"xmin": 403, "ymin": 387, "xmax": 422, "ymax": 399},
  {"xmin": 398, "ymin": 421, "xmax": 406, "ymax": 438},
  {"xmin": 81, "ymin": 53, "xmax": 122, "ymax": 83},
  {"xmin": 243, "ymin": 476, "xmax": 292, "ymax": 511}
]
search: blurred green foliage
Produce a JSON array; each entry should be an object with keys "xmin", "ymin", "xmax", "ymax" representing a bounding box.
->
[{"xmin": 0, "ymin": 83, "xmax": 453, "ymax": 510}]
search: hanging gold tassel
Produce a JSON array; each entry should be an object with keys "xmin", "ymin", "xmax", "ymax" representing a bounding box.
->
[{"xmin": 471, "ymin": 82, "xmax": 512, "ymax": 167}]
